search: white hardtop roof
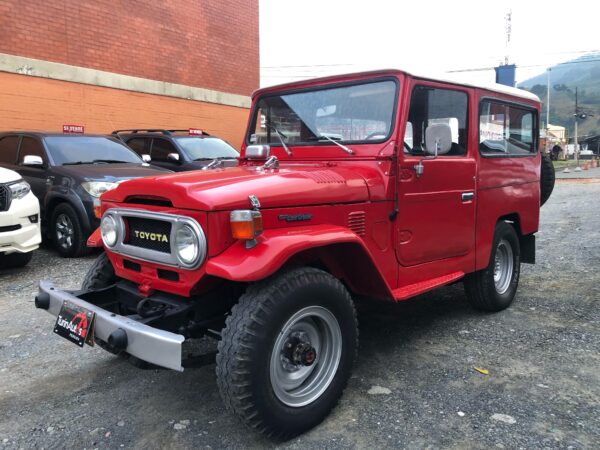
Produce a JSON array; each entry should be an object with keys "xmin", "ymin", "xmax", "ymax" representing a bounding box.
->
[
  {"xmin": 257, "ymin": 68, "xmax": 540, "ymax": 103},
  {"xmin": 406, "ymin": 68, "xmax": 540, "ymax": 102}
]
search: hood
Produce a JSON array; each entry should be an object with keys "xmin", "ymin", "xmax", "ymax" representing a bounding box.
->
[
  {"xmin": 0, "ymin": 167, "xmax": 22, "ymax": 183},
  {"xmin": 103, "ymin": 165, "xmax": 370, "ymax": 210},
  {"xmin": 55, "ymin": 163, "xmax": 170, "ymax": 182}
]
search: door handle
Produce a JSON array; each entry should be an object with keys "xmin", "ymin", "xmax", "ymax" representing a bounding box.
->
[{"xmin": 461, "ymin": 192, "xmax": 474, "ymax": 202}]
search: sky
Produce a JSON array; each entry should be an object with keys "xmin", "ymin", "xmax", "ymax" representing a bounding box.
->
[{"xmin": 259, "ymin": 0, "xmax": 600, "ymax": 88}]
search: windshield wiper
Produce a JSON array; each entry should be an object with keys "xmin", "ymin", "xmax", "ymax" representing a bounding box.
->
[
  {"xmin": 62, "ymin": 161, "xmax": 94, "ymax": 165},
  {"xmin": 91, "ymin": 159, "xmax": 130, "ymax": 164},
  {"xmin": 312, "ymin": 135, "xmax": 354, "ymax": 155},
  {"xmin": 193, "ymin": 156, "xmax": 235, "ymax": 161},
  {"xmin": 265, "ymin": 123, "xmax": 292, "ymax": 156}
]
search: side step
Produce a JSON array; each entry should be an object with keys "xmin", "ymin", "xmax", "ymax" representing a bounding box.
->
[{"xmin": 392, "ymin": 272, "xmax": 464, "ymax": 301}]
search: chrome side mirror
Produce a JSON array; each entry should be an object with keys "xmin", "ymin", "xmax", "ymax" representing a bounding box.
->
[
  {"xmin": 246, "ymin": 145, "xmax": 270, "ymax": 160},
  {"xmin": 22, "ymin": 155, "xmax": 43, "ymax": 166},
  {"xmin": 141, "ymin": 154, "xmax": 151, "ymax": 163},
  {"xmin": 167, "ymin": 153, "xmax": 180, "ymax": 162}
]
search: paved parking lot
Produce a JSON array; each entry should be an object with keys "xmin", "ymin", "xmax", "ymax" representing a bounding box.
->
[{"xmin": 1, "ymin": 182, "xmax": 599, "ymax": 449}]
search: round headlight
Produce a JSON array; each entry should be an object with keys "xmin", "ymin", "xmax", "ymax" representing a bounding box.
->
[
  {"xmin": 101, "ymin": 214, "xmax": 118, "ymax": 247},
  {"xmin": 175, "ymin": 224, "xmax": 199, "ymax": 266}
]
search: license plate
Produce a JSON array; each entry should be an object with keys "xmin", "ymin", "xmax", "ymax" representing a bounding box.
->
[{"xmin": 54, "ymin": 300, "xmax": 96, "ymax": 347}]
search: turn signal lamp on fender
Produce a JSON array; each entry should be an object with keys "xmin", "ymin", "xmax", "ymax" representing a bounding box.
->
[{"xmin": 230, "ymin": 210, "xmax": 263, "ymax": 248}]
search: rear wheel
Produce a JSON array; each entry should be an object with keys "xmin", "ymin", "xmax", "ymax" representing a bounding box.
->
[
  {"xmin": 51, "ymin": 203, "xmax": 90, "ymax": 257},
  {"xmin": 216, "ymin": 267, "xmax": 358, "ymax": 439},
  {"xmin": 0, "ymin": 251, "xmax": 33, "ymax": 269},
  {"xmin": 464, "ymin": 221, "xmax": 521, "ymax": 312}
]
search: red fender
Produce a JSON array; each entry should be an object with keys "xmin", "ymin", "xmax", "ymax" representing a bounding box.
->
[
  {"xmin": 205, "ymin": 224, "xmax": 393, "ymax": 299},
  {"xmin": 87, "ymin": 227, "xmax": 103, "ymax": 248}
]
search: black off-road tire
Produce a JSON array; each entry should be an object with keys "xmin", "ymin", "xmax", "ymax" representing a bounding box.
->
[
  {"xmin": 51, "ymin": 203, "xmax": 90, "ymax": 258},
  {"xmin": 464, "ymin": 221, "xmax": 521, "ymax": 312},
  {"xmin": 216, "ymin": 267, "xmax": 358, "ymax": 439},
  {"xmin": 81, "ymin": 252, "xmax": 115, "ymax": 290},
  {"xmin": 0, "ymin": 251, "xmax": 33, "ymax": 269},
  {"xmin": 540, "ymin": 153, "xmax": 555, "ymax": 207}
]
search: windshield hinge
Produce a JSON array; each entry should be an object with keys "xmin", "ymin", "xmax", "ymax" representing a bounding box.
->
[
  {"xmin": 202, "ymin": 159, "xmax": 224, "ymax": 170},
  {"xmin": 259, "ymin": 155, "xmax": 279, "ymax": 171}
]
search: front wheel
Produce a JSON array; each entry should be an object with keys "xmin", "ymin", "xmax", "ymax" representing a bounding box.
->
[
  {"xmin": 464, "ymin": 221, "xmax": 521, "ymax": 312},
  {"xmin": 216, "ymin": 267, "xmax": 358, "ymax": 439},
  {"xmin": 51, "ymin": 203, "xmax": 90, "ymax": 258}
]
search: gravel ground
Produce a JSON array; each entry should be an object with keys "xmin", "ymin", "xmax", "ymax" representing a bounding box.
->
[{"xmin": 0, "ymin": 182, "xmax": 599, "ymax": 449}]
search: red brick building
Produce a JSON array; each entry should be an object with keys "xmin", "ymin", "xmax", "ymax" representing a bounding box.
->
[{"xmin": 0, "ymin": 0, "xmax": 259, "ymax": 148}]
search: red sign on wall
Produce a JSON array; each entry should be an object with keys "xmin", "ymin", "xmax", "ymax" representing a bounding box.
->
[{"xmin": 63, "ymin": 124, "xmax": 85, "ymax": 134}]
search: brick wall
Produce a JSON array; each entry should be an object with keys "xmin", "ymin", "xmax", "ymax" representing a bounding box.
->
[
  {"xmin": 0, "ymin": 72, "xmax": 250, "ymax": 149},
  {"xmin": 0, "ymin": 0, "xmax": 259, "ymax": 96}
]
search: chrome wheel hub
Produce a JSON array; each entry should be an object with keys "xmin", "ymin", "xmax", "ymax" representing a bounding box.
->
[
  {"xmin": 493, "ymin": 239, "xmax": 514, "ymax": 294},
  {"xmin": 270, "ymin": 306, "xmax": 342, "ymax": 407},
  {"xmin": 56, "ymin": 214, "xmax": 74, "ymax": 250}
]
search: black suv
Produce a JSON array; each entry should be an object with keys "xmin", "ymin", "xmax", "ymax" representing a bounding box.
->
[
  {"xmin": 114, "ymin": 129, "xmax": 239, "ymax": 171},
  {"xmin": 0, "ymin": 132, "xmax": 170, "ymax": 257}
]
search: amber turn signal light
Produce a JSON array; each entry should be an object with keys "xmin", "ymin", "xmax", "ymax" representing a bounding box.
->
[
  {"xmin": 93, "ymin": 198, "xmax": 102, "ymax": 219},
  {"xmin": 230, "ymin": 210, "xmax": 263, "ymax": 241}
]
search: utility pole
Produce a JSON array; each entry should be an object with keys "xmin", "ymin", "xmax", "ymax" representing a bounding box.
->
[
  {"xmin": 574, "ymin": 87, "xmax": 581, "ymax": 172},
  {"xmin": 546, "ymin": 68, "xmax": 551, "ymax": 154},
  {"xmin": 504, "ymin": 10, "xmax": 512, "ymax": 65}
]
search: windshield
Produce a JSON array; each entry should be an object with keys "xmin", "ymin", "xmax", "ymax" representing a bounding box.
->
[
  {"xmin": 248, "ymin": 79, "xmax": 397, "ymax": 147},
  {"xmin": 44, "ymin": 136, "xmax": 143, "ymax": 165},
  {"xmin": 174, "ymin": 137, "xmax": 239, "ymax": 160}
]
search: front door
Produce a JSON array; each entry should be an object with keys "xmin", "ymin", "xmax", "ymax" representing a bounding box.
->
[
  {"xmin": 16, "ymin": 136, "xmax": 49, "ymax": 207},
  {"xmin": 396, "ymin": 83, "xmax": 476, "ymax": 268},
  {"xmin": 150, "ymin": 138, "xmax": 184, "ymax": 171}
]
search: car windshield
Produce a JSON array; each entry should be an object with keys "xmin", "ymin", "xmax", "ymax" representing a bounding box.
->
[
  {"xmin": 44, "ymin": 136, "xmax": 143, "ymax": 165},
  {"xmin": 248, "ymin": 79, "xmax": 397, "ymax": 147},
  {"xmin": 174, "ymin": 137, "xmax": 239, "ymax": 160}
]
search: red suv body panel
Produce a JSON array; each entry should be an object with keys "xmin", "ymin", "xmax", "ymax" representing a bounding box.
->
[{"xmin": 95, "ymin": 69, "xmax": 541, "ymax": 302}]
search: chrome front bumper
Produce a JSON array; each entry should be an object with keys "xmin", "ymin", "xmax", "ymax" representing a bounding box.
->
[{"xmin": 36, "ymin": 280, "xmax": 185, "ymax": 371}]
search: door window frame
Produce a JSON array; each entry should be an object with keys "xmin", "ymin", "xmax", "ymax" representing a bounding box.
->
[{"xmin": 401, "ymin": 81, "xmax": 471, "ymax": 159}]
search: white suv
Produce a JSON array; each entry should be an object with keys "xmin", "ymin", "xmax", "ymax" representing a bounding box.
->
[{"xmin": 0, "ymin": 167, "xmax": 41, "ymax": 268}]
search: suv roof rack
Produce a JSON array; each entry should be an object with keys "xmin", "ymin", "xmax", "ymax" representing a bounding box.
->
[{"xmin": 111, "ymin": 129, "xmax": 211, "ymax": 136}]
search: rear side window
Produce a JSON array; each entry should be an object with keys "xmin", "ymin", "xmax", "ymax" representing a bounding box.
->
[
  {"xmin": 404, "ymin": 86, "xmax": 468, "ymax": 156},
  {"xmin": 479, "ymin": 101, "xmax": 537, "ymax": 156},
  {"xmin": 0, "ymin": 136, "xmax": 20, "ymax": 164},
  {"xmin": 18, "ymin": 137, "xmax": 46, "ymax": 163},
  {"xmin": 126, "ymin": 138, "xmax": 151, "ymax": 156}
]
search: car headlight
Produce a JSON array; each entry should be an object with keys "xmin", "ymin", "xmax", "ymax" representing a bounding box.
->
[
  {"xmin": 101, "ymin": 214, "xmax": 119, "ymax": 247},
  {"xmin": 82, "ymin": 181, "xmax": 118, "ymax": 198},
  {"xmin": 9, "ymin": 180, "xmax": 31, "ymax": 200},
  {"xmin": 174, "ymin": 224, "xmax": 201, "ymax": 266}
]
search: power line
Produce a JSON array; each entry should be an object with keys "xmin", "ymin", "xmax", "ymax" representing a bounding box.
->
[
  {"xmin": 260, "ymin": 63, "xmax": 357, "ymax": 69},
  {"xmin": 447, "ymin": 57, "xmax": 600, "ymax": 73}
]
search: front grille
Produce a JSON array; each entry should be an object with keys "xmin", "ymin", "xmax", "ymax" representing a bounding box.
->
[
  {"xmin": 0, "ymin": 185, "xmax": 10, "ymax": 212},
  {"xmin": 125, "ymin": 217, "xmax": 172, "ymax": 253}
]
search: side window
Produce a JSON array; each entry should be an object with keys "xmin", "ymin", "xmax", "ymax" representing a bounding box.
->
[
  {"xmin": 404, "ymin": 86, "xmax": 468, "ymax": 156},
  {"xmin": 126, "ymin": 138, "xmax": 150, "ymax": 156},
  {"xmin": 151, "ymin": 139, "xmax": 178, "ymax": 162},
  {"xmin": 0, "ymin": 136, "xmax": 20, "ymax": 164},
  {"xmin": 479, "ymin": 101, "xmax": 537, "ymax": 156},
  {"xmin": 18, "ymin": 137, "xmax": 46, "ymax": 164}
]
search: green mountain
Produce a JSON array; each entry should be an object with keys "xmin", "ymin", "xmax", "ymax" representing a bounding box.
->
[{"xmin": 518, "ymin": 53, "xmax": 600, "ymax": 140}]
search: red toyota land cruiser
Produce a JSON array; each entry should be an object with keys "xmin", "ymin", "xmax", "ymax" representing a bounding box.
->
[{"xmin": 35, "ymin": 70, "xmax": 552, "ymax": 438}]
